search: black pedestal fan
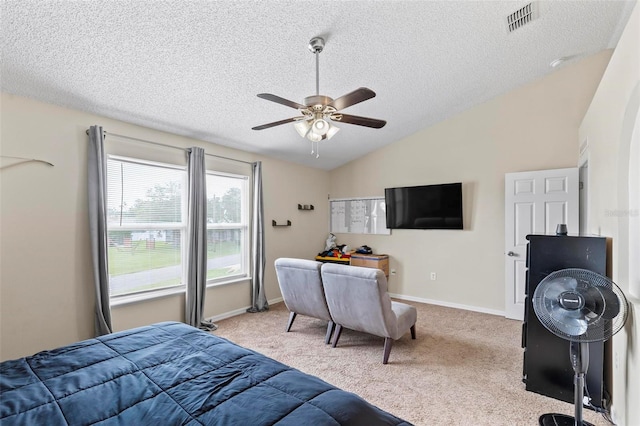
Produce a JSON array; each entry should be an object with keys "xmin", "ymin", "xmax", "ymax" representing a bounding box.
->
[{"xmin": 532, "ymin": 268, "xmax": 628, "ymax": 426}]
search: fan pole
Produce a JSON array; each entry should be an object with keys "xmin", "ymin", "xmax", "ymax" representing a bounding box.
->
[
  {"xmin": 308, "ymin": 36, "xmax": 324, "ymax": 97},
  {"xmin": 570, "ymin": 341, "xmax": 589, "ymax": 426},
  {"xmin": 315, "ymin": 49, "xmax": 319, "ymax": 96}
]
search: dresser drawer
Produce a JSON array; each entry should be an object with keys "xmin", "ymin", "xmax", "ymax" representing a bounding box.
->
[{"xmin": 350, "ymin": 254, "xmax": 389, "ymax": 278}]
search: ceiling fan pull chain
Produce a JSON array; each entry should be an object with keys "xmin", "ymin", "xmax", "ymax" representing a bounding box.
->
[{"xmin": 310, "ymin": 140, "xmax": 320, "ymax": 157}]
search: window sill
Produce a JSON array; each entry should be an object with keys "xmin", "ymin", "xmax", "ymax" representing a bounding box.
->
[
  {"xmin": 110, "ymin": 277, "xmax": 252, "ymax": 307},
  {"xmin": 111, "ymin": 286, "xmax": 185, "ymax": 307},
  {"xmin": 206, "ymin": 276, "xmax": 252, "ymax": 288}
]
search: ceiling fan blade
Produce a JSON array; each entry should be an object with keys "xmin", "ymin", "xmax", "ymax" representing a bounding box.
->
[
  {"xmin": 331, "ymin": 113, "xmax": 386, "ymax": 129},
  {"xmin": 257, "ymin": 93, "xmax": 306, "ymax": 110},
  {"xmin": 252, "ymin": 117, "xmax": 304, "ymax": 131},
  {"xmin": 329, "ymin": 87, "xmax": 376, "ymax": 111}
]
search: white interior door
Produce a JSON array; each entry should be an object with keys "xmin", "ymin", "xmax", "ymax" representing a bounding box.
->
[{"xmin": 504, "ymin": 168, "xmax": 579, "ymax": 320}]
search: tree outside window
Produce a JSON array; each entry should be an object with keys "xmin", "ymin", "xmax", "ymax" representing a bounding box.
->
[{"xmin": 106, "ymin": 157, "xmax": 249, "ymax": 299}]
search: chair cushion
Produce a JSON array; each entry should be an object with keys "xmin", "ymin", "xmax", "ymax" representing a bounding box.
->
[
  {"xmin": 275, "ymin": 258, "xmax": 332, "ymax": 321},
  {"xmin": 321, "ymin": 263, "xmax": 416, "ymax": 341},
  {"xmin": 390, "ymin": 301, "xmax": 417, "ymax": 340}
]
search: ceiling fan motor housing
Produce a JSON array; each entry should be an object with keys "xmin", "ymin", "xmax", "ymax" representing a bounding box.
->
[{"xmin": 304, "ymin": 95, "xmax": 333, "ymax": 108}]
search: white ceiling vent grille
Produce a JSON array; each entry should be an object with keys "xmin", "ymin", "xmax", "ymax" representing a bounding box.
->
[{"xmin": 507, "ymin": 2, "xmax": 538, "ymax": 33}]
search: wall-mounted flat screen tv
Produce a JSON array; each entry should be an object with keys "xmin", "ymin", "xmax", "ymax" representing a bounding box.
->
[{"xmin": 385, "ymin": 182, "xmax": 463, "ymax": 229}]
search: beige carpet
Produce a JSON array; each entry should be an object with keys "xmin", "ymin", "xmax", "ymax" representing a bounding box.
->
[{"xmin": 213, "ymin": 301, "xmax": 608, "ymax": 426}]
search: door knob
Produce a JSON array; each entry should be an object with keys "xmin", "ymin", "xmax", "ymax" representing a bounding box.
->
[{"xmin": 507, "ymin": 251, "xmax": 517, "ymax": 257}]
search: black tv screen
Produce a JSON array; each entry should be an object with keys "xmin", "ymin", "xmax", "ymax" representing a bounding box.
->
[{"xmin": 385, "ymin": 183, "xmax": 463, "ymax": 229}]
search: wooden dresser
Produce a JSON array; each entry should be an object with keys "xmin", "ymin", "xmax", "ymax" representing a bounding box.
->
[{"xmin": 349, "ymin": 253, "xmax": 389, "ymax": 278}]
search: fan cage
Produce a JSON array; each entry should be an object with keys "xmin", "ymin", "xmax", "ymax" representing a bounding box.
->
[{"xmin": 532, "ymin": 268, "xmax": 628, "ymax": 343}]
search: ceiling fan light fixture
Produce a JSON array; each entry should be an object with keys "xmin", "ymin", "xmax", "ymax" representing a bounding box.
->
[
  {"xmin": 294, "ymin": 120, "xmax": 312, "ymax": 137},
  {"xmin": 326, "ymin": 124, "xmax": 340, "ymax": 140},
  {"xmin": 308, "ymin": 132, "xmax": 323, "ymax": 142},
  {"xmin": 312, "ymin": 118, "xmax": 329, "ymax": 136}
]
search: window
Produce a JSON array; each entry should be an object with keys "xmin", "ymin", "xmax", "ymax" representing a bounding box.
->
[
  {"xmin": 107, "ymin": 157, "xmax": 186, "ymax": 297},
  {"xmin": 106, "ymin": 155, "xmax": 250, "ymax": 300},
  {"xmin": 206, "ymin": 172, "xmax": 249, "ymax": 283}
]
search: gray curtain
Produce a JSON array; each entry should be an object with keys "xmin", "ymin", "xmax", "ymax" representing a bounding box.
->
[
  {"xmin": 185, "ymin": 147, "xmax": 217, "ymax": 331},
  {"xmin": 247, "ymin": 161, "xmax": 269, "ymax": 313},
  {"xmin": 87, "ymin": 125, "xmax": 112, "ymax": 336}
]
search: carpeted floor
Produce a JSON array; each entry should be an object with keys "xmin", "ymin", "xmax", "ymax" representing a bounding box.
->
[{"xmin": 213, "ymin": 301, "xmax": 608, "ymax": 426}]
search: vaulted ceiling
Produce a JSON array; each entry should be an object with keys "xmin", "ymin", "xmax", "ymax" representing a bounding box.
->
[{"xmin": 1, "ymin": 1, "xmax": 635, "ymax": 170}]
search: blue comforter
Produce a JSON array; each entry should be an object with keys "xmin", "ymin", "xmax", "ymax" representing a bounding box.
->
[{"xmin": 0, "ymin": 322, "xmax": 410, "ymax": 425}]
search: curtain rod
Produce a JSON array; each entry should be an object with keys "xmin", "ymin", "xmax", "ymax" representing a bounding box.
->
[{"xmin": 86, "ymin": 129, "xmax": 254, "ymax": 166}]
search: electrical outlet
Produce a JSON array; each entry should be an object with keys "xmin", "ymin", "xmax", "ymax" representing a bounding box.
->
[
  {"xmin": 390, "ymin": 269, "xmax": 396, "ymax": 276},
  {"xmin": 430, "ymin": 272, "xmax": 437, "ymax": 281}
]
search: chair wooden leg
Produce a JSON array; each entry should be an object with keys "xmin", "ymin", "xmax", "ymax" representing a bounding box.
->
[
  {"xmin": 383, "ymin": 337, "xmax": 393, "ymax": 364},
  {"xmin": 285, "ymin": 312, "xmax": 297, "ymax": 332},
  {"xmin": 332, "ymin": 324, "xmax": 343, "ymax": 348},
  {"xmin": 325, "ymin": 321, "xmax": 336, "ymax": 344},
  {"xmin": 410, "ymin": 324, "xmax": 416, "ymax": 339}
]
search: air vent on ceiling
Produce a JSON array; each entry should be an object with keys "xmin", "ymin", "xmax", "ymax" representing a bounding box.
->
[{"xmin": 507, "ymin": 2, "xmax": 538, "ymax": 33}]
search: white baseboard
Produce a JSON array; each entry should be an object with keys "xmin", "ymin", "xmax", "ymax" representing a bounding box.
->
[
  {"xmin": 388, "ymin": 292, "xmax": 506, "ymax": 317},
  {"xmin": 208, "ymin": 293, "xmax": 504, "ymax": 323},
  {"xmin": 206, "ymin": 296, "xmax": 284, "ymax": 323}
]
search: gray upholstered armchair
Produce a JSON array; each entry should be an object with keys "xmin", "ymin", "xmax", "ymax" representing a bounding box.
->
[
  {"xmin": 320, "ymin": 263, "xmax": 417, "ymax": 364},
  {"xmin": 274, "ymin": 258, "xmax": 335, "ymax": 344}
]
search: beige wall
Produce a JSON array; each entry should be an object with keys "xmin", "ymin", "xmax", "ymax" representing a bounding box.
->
[
  {"xmin": 579, "ymin": 3, "xmax": 639, "ymax": 425},
  {"xmin": 0, "ymin": 93, "xmax": 330, "ymax": 360},
  {"xmin": 329, "ymin": 50, "xmax": 612, "ymax": 314}
]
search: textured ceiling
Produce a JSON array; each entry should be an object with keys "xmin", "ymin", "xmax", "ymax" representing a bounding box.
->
[{"xmin": 1, "ymin": 1, "xmax": 635, "ymax": 170}]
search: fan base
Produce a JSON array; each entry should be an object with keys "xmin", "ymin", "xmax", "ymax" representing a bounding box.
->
[{"xmin": 539, "ymin": 413, "xmax": 594, "ymax": 426}]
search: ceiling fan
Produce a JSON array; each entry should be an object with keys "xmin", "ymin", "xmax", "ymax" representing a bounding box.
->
[{"xmin": 252, "ymin": 36, "xmax": 386, "ymax": 157}]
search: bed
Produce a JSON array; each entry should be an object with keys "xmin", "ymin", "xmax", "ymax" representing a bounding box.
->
[{"xmin": 0, "ymin": 321, "xmax": 411, "ymax": 425}]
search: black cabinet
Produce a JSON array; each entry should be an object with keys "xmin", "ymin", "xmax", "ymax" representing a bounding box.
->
[{"xmin": 522, "ymin": 234, "xmax": 608, "ymax": 409}]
